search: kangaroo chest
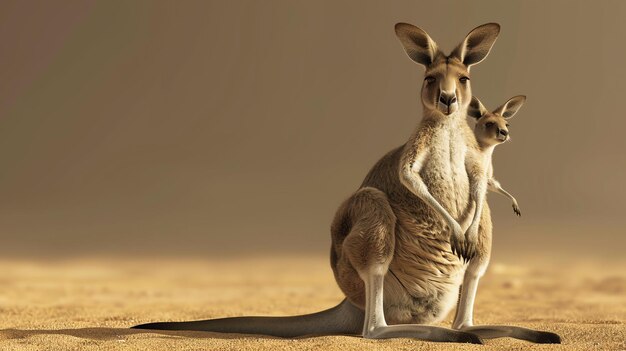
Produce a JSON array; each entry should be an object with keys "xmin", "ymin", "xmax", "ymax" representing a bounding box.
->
[{"xmin": 420, "ymin": 127, "xmax": 470, "ymax": 218}]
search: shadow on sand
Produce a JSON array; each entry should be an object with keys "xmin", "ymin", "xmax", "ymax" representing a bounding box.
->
[{"xmin": 0, "ymin": 327, "xmax": 284, "ymax": 341}]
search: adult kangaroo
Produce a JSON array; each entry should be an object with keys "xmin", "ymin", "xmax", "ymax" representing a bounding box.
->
[{"xmin": 133, "ymin": 23, "xmax": 560, "ymax": 344}]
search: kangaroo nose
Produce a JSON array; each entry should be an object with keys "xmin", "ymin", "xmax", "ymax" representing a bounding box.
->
[
  {"xmin": 499, "ymin": 129, "xmax": 508, "ymax": 136},
  {"xmin": 438, "ymin": 93, "xmax": 457, "ymax": 106}
]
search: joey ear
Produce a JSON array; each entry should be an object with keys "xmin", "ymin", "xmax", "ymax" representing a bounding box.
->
[
  {"xmin": 452, "ymin": 23, "xmax": 500, "ymax": 67},
  {"xmin": 394, "ymin": 23, "xmax": 440, "ymax": 66},
  {"xmin": 494, "ymin": 95, "xmax": 526, "ymax": 119},
  {"xmin": 468, "ymin": 96, "xmax": 488, "ymax": 119}
]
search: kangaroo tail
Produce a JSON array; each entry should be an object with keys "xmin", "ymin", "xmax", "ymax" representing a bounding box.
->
[{"xmin": 131, "ymin": 299, "xmax": 364, "ymax": 338}]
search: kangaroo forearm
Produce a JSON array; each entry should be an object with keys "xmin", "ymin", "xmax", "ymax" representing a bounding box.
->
[
  {"xmin": 399, "ymin": 146, "xmax": 456, "ymax": 224},
  {"xmin": 400, "ymin": 174, "xmax": 455, "ymax": 223},
  {"xmin": 492, "ymin": 181, "xmax": 517, "ymax": 204}
]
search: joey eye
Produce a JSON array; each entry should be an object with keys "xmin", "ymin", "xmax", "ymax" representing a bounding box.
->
[
  {"xmin": 485, "ymin": 122, "xmax": 495, "ymax": 128},
  {"xmin": 459, "ymin": 76, "xmax": 469, "ymax": 83},
  {"xmin": 424, "ymin": 76, "xmax": 436, "ymax": 84}
]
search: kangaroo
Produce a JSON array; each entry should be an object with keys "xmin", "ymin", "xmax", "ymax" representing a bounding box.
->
[
  {"xmin": 468, "ymin": 95, "xmax": 525, "ymax": 216},
  {"xmin": 132, "ymin": 24, "xmax": 560, "ymax": 344}
]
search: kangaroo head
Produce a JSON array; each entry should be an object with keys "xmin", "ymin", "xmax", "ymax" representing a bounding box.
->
[
  {"xmin": 469, "ymin": 95, "xmax": 526, "ymax": 146},
  {"xmin": 394, "ymin": 23, "xmax": 500, "ymax": 117}
]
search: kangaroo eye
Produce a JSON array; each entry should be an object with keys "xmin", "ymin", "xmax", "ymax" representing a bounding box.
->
[
  {"xmin": 424, "ymin": 76, "xmax": 436, "ymax": 84},
  {"xmin": 459, "ymin": 76, "xmax": 469, "ymax": 83},
  {"xmin": 485, "ymin": 122, "xmax": 495, "ymax": 128}
]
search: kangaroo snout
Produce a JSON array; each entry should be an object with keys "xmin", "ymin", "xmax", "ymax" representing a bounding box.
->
[
  {"xmin": 497, "ymin": 128, "xmax": 509, "ymax": 141},
  {"xmin": 439, "ymin": 92, "xmax": 457, "ymax": 106},
  {"xmin": 437, "ymin": 91, "xmax": 458, "ymax": 115}
]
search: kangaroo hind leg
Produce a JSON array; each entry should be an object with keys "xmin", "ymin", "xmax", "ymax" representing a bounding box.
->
[
  {"xmin": 340, "ymin": 187, "xmax": 481, "ymax": 344},
  {"xmin": 453, "ymin": 262, "xmax": 561, "ymax": 344},
  {"xmin": 452, "ymin": 211, "xmax": 561, "ymax": 344}
]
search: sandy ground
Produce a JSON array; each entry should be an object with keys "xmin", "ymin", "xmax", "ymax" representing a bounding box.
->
[{"xmin": 0, "ymin": 255, "xmax": 624, "ymax": 351}]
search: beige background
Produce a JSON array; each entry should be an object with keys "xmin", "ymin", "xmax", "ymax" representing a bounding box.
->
[{"xmin": 0, "ymin": 0, "xmax": 624, "ymax": 261}]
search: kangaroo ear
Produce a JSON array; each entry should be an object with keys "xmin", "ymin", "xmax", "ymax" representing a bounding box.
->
[
  {"xmin": 494, "ymin": 95, "xmax": 526, "ymax": 119},
  {"xmin": 452, "ymin": 23, "xmax": 500, "ymax": 67},
  {"xmin": 468, "ymin": 96, "xmax": 488, "ymax": 119},
  {"xmin": 394, "ymin": 23, "xmax": 439, "ymax": 66}
]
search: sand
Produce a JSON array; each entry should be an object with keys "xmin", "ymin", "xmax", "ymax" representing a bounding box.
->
[{"xmin": 0, "ymin": 255, "xmax": 624, "ymax": 351}]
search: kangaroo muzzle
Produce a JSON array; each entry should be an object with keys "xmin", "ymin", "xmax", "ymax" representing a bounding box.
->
[{"xmin": 437, "ymin": 91, "xmax": 458, "ymax": 115}]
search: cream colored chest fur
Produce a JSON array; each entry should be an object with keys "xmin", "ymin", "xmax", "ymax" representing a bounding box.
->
[{"xmin": 383, "ymin": 120, "xmax": 474, "ymax": 325}]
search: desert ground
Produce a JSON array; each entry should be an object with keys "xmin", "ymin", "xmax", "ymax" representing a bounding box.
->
[{"xmin": 0, "ymin": 255, "xmax": 624, "ymax": 351}]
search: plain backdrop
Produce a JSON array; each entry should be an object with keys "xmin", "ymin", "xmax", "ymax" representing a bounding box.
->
[{"xmin": 0, "ymin": 0, "xmax": 624, "ymax": 260}]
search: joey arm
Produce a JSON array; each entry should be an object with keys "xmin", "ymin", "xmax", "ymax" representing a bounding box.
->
[{"xmin": 488, "ymin": 178, "xmax": 521, "ymax": 216}]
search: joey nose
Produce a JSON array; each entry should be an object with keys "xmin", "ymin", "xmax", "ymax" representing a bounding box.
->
[
  {"xmin": 499, "ymin": 129, "xmax": 508, "ymax": 136},
  {"xmin": 438, "ymin": 93, "xmax": 457, "ymax": 107}
]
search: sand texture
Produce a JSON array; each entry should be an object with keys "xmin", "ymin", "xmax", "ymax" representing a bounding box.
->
[{"xmin": 0, "ymin": 256, "xmax": 624, "ymax": 350}]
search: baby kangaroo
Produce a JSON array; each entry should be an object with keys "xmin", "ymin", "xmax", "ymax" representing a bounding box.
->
[{"xmin": 469, "ymin": 95, "xmax": 525, "ymax": 216}]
